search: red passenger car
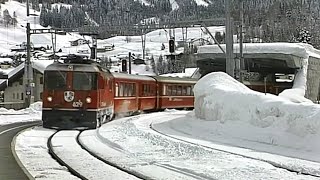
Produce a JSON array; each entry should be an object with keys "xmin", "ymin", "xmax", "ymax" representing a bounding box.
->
[{"xmin": 42, "ymin": 55, "xmax": 197, "ymax": 129}]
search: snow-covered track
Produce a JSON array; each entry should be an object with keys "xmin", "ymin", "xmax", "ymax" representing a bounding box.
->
[
  {"xmin": 93, "ymin": 130, "xmax": 217, "ymax": 180},
  {"xmin": 83, "ymin": 128, "xmax": 211, "ymax": 180},
  {"xmin": 76, "ymin": 131, "xmax": 145, "ymax": 180},
  {"xmin": 149, "ymin": 123, "xmax": 320, "ymax": 178},
  {"xmin": 47, "ymin": 131, "xmax": 87, "ymax": 180},
  {"xmin": 48, "ymin": 130, "xmax": 140, "ymax": 180}
]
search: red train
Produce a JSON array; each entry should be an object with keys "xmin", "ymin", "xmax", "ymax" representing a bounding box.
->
[{"xmin": 42, "ymin": 55, "xmax": 197, "ymax": 129}]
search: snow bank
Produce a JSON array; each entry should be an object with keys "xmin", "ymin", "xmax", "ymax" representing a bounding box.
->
[
  {"xmin": 278, "ymin": 55, "xmax": 312, "ymax": 103},
  {"xmin": 28, "ymin": 101, "xmax": 42, "ymax": 112},
  {"xmin": 0, "ymin": 102, "xmax": 42, "ymax": 115},
  {"xmin": 194, "ymin": 72, "xmax": 320, "ymax": 152}
]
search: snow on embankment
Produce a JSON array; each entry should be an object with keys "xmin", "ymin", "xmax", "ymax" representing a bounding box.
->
[
  {"xmin": 0, "ymin": 102, "xmax": 42, "ymax": 115},
  {"xmin": 194, "ymin": 72, "xmax": 320, "ymax": 154}
]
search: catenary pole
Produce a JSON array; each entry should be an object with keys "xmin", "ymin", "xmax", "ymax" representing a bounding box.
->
[
  {"xmin": 25, "ymin": 0, "xmax": 34, "ymax": 107},
  {"xmin": 239, "ymin": 0, "xmax": 244, "ymax": 81},
  {"xmin": 225, "ymin": 0, "xmax": 234, "ymax": 77}
]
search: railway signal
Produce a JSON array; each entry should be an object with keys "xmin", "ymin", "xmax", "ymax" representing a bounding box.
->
[
  {"xmin": 122, "ymin": 59, "xmax": 127, "ymax": 73},
  {"xmin": 169, "ymin": 39, "xmax": 175, "ymax": 53}
]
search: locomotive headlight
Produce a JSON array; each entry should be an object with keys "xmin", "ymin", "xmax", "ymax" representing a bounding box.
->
[
  {"xmin": 47, "ymin": 96, "xmax": 53, "ymax": 102},
  {"xmin": 86, "ymin": 97, "xmax": 92, "ymax": 104}
]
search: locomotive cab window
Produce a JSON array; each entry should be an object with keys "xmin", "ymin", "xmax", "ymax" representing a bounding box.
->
[
  {"xmin": 73, "ymin": 72, "xmax": 97, "ymax": 90},
  {"xmin": 44, "ymin": 71, "xmax": 67, "ymax": 90}
]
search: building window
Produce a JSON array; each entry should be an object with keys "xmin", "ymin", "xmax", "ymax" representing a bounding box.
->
[
  {"xmin": 40, "ymin": 92, "xmax": 43, "ymax": 100},
  {"xmin": 19, "ymin": 78, "xmax": 23, "ymax": 85},
  {"xmin": 17, "ymin": 93, "xmax": 19, "ymax": 100},
  {"xmin": 40, "ymin": 77, "xmax": 44, "ymax": 85},
  {"xmin": 13, "ymin": 93, "xmax": 15, "ymax": 99},
  {"xmin": 21, "ymin": 93, "xmax": 24, "ymax": 100}
]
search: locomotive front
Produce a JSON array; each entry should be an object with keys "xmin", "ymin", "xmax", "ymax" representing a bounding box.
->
[{"xmin": 42, "ymin": 62, "xmax": 101, "ymax": 129}]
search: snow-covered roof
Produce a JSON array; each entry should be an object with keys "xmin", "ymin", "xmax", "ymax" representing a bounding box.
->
[
  {"xmin": 0, "ymin": 58, "xmax": 13, "ymax": 63},
  {"xmin": 0, "ymin": 59, "xmax": 55, "ymax": 90},
  {"xmin": 112, "ymin": 72, "xmax": 155, "ymax": 81},
  {"xmin": 32, "ymin": 60, "xmax": 55, "ymax": 74},
  {"xmin": 0, "ymin": 63, "xmax": 24, "ymax": 90},
  {"xmin": 198, "ymin": 43, "xmax": 320, "ymax": 59}
]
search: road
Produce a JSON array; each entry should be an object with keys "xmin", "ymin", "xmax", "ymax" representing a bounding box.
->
[{"xmin": 0, "ymin": 122, "xmax": 40, "ymax": 180}]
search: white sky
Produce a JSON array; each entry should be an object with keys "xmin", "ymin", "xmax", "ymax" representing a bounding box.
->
[{"xmin": 1, "ymin": 1, "xmax": 320, "ymax": 179}]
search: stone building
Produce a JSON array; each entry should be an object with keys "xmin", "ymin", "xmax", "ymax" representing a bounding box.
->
[{"xmin": 0, "ymin": 61, "xmax": 50, "ymax": 109}]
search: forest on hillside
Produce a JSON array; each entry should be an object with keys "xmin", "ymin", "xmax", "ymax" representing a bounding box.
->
[{"xmin": 1, "ymin": 0, "xmax": 320, "ymax": 48}]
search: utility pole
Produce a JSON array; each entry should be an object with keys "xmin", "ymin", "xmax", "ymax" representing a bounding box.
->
[
  {"xmin": 51, "ymin": 32, "xmax": 57, "ymax": 61},
  {"xmin": 25, "ymin": 0, "xmax": 34, "ymax": 107},
  {"xmin": 239, "ymin": 0, "xmax": 244, "ymax": 81},
  {"xmin": 225, "ymin": 0, "xmax": 234, "ymax": 77},
  {"xmin": 91, "ymin": 35, "xmax": 97, "ymax": 60},
  {"xmin": 141, "ymin": 29, "xmax": 146, "ymax": 60},
  {"xmin": 128, "ymin": 52, "xmax": 132, "ymax": 74},
  {"xmin": 26, "ymin": 0, "xmax": 29, "ymax": 17}
]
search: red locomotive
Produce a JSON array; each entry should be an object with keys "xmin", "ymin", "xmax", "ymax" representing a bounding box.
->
[{"xmin": 42, "ymin": 55, "xmax": 197, "ymax": 129}]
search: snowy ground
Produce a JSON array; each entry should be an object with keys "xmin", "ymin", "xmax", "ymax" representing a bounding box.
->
[
  {"xmin": 1, "ymin": 1, "xmax": 320, "ymax": 179},
  {"xmin": 7, "ymin": 72, "xmax": 320, "ymax": 179},
  {"xmin": 13, "ymin": 110, "xmax": 319, "ymax": 179}
]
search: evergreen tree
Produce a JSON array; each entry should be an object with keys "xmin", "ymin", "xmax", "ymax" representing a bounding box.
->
[
  {"xmin": 12, "ymin": 11, "xmax": 17, "ymax": 27},
  {"xmin": 3, "ymin": 9, "xmax": 11, "ymax": 27},
  {"xmin": 30, "ymin": 0, "xmax": 320, "ymax": 47},
  {"xmin": 39, "ymin": 4, "xmax": 49, "ymax": 27},
  {"xmin": 149, "ymin": 55, "xmax": 156, "ymax": 73},
  {"xmin": 156, "ymin": 55, "xmax": 165, "ymax": 75},
  {"xmin": 296, "ymin": 28, "xmax": 311, "ymax": 43}
]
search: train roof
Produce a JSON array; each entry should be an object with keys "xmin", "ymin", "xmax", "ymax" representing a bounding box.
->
[
  {"xmin": 152, "ymin": 76, "xmax": 198, "ymax": 84},
  {"xmin": 111, "ymin": 72, "xmax": 156, "ymax": 81},
  {"xmin": 44, "ymin": 62, "xmax": 102, "ymax": 72},
  {"xmin": 111, "ymin": 73, "xmax": 198, "ymax": 84}
]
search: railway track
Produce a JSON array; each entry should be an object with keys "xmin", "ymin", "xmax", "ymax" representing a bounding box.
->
[
  {"xmin": 47, "ymin": 131, "xmax": 87, "ymax": 180},
  {"xmin": 47, "ymin": 130, "xmax": 142, "ymax": 180},
  {"xmin": 93, "ymin": 127, "xmax": 217, "ymax": 180},
  {"xmin": 149, "ymin": 122, "xmax": 320, "ymax": 178}
]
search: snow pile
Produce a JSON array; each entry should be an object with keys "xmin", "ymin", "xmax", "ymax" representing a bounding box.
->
[
  {"xmin": 0, "ymin": 102, "xmax": 42, "ymax": 115},
  {"xmin": 0, "ymin": 107, "xmax": 15, "ymax": 113},
  {"xmin": 278, "ymin": 55, "xmax": 312, "ymax": 103},
  {"xmin": 0, "ymin": 107, "xmax": 27, "ymax": 115},
  {"xmin": 22, "ymin": 101, "xmax": 42, "ymax": 114},
  {"xmin": 193, "ymin": 72, "xmax": 320, "ymax": 153},
  {"xmin": 28, "ymin": 101, "xmax": 42, "ymax": 112}
]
